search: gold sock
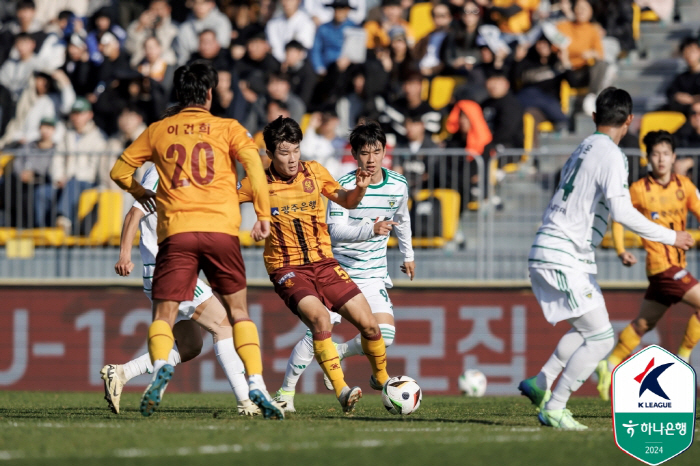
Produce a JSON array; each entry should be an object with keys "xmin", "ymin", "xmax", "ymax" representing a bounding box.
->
[
  {"xmin": 361, "ymin": 333, "xmax": 389, "ymax": 385},
  {"xmin": 608, "ymin": 324, "xmax": 641, "ymax": 367},
  {"xmin": 148, "ymin": 319, "xmax": 174, "ymax": 364},
  {"xmin": 233, "ymin": 319, "xmax": 263, "ymax": 376},
  {"xmin": 313, "ymin": 332, "xmax": 347, "ymax": 397},
  {"xmin": 678, "ymin": 314, "xmax": 700, "ymax": 361}
]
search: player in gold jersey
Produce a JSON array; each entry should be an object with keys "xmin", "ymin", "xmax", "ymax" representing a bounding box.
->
[
  {"xmin": 596, "ymin": 130, "xmax": 700, "ymax": 400},
  {"xmin": 110, "ymin": 61, "xmax": 282, "ymax": 419},
  {"xmin": 238, "ymin": 117, "xmax": 391, "ymax": 413}
]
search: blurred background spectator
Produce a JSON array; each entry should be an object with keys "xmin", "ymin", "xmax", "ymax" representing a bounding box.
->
[{"xmin": 666, "ymin": 37, "xmax": 700, "ymax": 115}]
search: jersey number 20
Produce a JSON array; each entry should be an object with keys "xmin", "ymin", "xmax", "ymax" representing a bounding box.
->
[{"xmin": 165, "ymin": 142, "xmax": 215, "ymax": 188}]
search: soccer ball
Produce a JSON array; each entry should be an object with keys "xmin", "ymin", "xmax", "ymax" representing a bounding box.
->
[
  {"xmin": 381, "ymin": 376, "xmax": 422, "ymax": 415},
  {"xmin": 458, "ymin": 369, "xmax": 487, "ymax": 397}
]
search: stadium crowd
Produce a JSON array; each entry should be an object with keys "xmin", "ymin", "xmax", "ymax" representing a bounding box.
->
[{"xmin": 0, "ymin": 0, "xmax": 698, "ymax": 234}]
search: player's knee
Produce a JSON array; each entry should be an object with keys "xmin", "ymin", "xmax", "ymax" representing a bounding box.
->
[
  {"xmin": 378, "ymin": 324, "xmax": 395, "ymax": 347},
  {"xmin": 172, "ymin": 320, "xmax": 203, "ymax": 363},
  {"xmin": 633, "ymin": 318, "xmax": 652, "ymax": 334}
]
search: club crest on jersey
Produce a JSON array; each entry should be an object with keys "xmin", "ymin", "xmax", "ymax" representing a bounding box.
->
[
  {"xmin": 651, "ymin": 212, "xmax": 659, "ymax": 220},
  {"xmin": 388, "ymin": 197, "xmax": 397, "ymax": 208},
  {"xmin": 284, "ymin": 279, "xmax": 294, "ymax": 288},
  {"xmin": 303, "ymin": 178, "xmax": 314, "ymax": 193},
  {"xmin": 271, "ymin": 207, "xmax": 280, "ymax": 216},
  {"xmin": 677, "ymin": 189, "xmax": 685, "ymax": 200}
]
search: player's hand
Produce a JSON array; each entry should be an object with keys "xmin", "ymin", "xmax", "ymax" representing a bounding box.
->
[
  {"xmin": 401, "ymin": 261, "xmax": 415, "ymax": 280},
  {"xmin": 251, "ymin": 220, "xmax": 270, "ymax": 241},
  {"xmin": 618, "ymin": 251, "xmax": 637, "ymax": 267},
  {"xmin": 137, "ymin": 189, "xmax": 156, "ymax": 213},
  {"xmin": 674, "ymin": 231, "xmax": 695, "ymax": 251},
  {"xmin": 115, "ymin": 256, "xmax": 134, "ymax": 276},
  {"xmin": 355, "ymin": 168, "xmax": 371, "ymax": 189},
  {"xmin": 374, "ymin": 220, "xmax": 398, "ymax": 236}
]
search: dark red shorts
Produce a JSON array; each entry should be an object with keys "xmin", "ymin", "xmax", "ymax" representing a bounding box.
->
[
  {"xmin": 269, "ymin": 258, "xmax": 361, "ymax": 315},
  {"xmin": 644, "ymin": 266, "xmax": 699, "ymax": 306},
  {"xmin": 152, "ymin": 232, "xmax": 246, "ymax": 302}
]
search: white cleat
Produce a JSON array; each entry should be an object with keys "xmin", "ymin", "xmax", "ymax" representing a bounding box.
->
[
  {"xmin": 100, "ymin": 364, "xmax": 126, "ymax": 414},
  {"xmin": 237, "ymin": 398, "xmax": 261, "ymax": 416},
  {"xmin": 338, "ymin": 386, "xmax": 362, "ymax": 414},
  {"xmin": 538, "ymin": 408, "xmax": 589, "ymax": 430},
  {"xmin": 273, "ymin": 389, "xmax": 296, "ymax": 413}
]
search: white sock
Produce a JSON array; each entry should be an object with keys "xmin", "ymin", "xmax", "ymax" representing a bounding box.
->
[
  {"xmin": 537, "ymin": 329, "xmax": 584, "ymax": 390},
  {"xmin": 248, "ymin": 373, "xmax": 266, "ymax": 390},
  {"xmin": 378, "ymin": 324, "xmax": 395, "ymax": 347},
  {"xmin": 337, "ymin": 334, "xmax": 363, "ymax": 359},
  {"xmin": 123, "ymin": 348, "xmax": 180, "ymax": 382},
  {"xmin": 151, "ymin": 359, "xmax": 166, "ymax": 382},
  {"xmin": 214, "ymin": 338, "xmax": 249, "ymax": 402},
  {"xmin": 546, "ymin": 331, "xmax": 614, "ymax": 410},
  {"xmin": 281, "ymin": 331, "xmax": 315, "ymax": 393}
]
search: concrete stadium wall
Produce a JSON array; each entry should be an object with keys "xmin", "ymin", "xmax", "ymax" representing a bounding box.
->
[{"xmin": 1, "ymin": 286, "xmax": 699, "ymax": 395}]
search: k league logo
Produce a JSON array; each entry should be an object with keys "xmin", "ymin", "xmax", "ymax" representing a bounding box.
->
[{"xmin": 612, "ymin": 345, "xmax": 696, "ymax": 465}]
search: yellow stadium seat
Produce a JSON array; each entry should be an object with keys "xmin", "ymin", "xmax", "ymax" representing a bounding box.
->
[
  {"xmin": 524, "ymin": 112, "xmax": 536, "ymax": 151},
  {"xmin": 0, "ymin": 154, "xmax": 13, "ymax": 174},
  {"xmin": 632, "ymin": 3, "xmax": 641, "ymax": 41},
  {"xmin": 640, "ymin": 8, "xmax": 660, "ymax": 22},
  {"xmin": 421, "ymin": 78, "xmax": 430, "ymax": 101},
  {"xmin": 560, "ymin": 80, "xmax": 588, "ymax": 115},
  {"xmin": 429, "ymin": 76, "xmax": 463, "ymax": 110},
  {"xmin": 0, "ymin": 227, "xmax": 17, "ymax": 245},
  {"xmin": 17, "ymin": 227, "xmax": 65, "ymax": 247},
  {"xmin": 412, "ymin": 188, "xmax": 460, "ymax": 248},
  {"xmin": 300, "ymin": 113, "xmax": 311, "ymax": 133},
  {"xmin": 409, "ymin": 2, "xmax": 434, "ymax": 42},
  {"xmin": 639, "ymin": 111, "xmax": 686, "ymax": 154}
]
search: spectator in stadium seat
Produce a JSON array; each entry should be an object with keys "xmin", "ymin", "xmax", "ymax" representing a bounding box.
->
[
  {"xmin": 86, "ymin": 8, "xmax": 127, "ymax": 66},
  {"xmin": 672, "ymin": 101, "xmax": 700, "ymax": 177},
  {"xmin": 125, "ymin": 0, "xmax": 179, "ymax": 68},
  {"xmin": 557, "ymin": 0, "xmax": 609, "ymax": 113},
  {"xmin": 0, "ymin": 117, "xmax": 58, "ymax": 228},
  {"xmin": 304, "ymin": 0, "xmax": 367, "ymax": 26},
  {"xmin": 0, "ymin": 70, "xmax": 75, "ymax": 148},
  {"xmin": 175, "ymin": 0, "xmax": 232, "ymax": 65},
  {"xmin": 394, "ymin": 112, "xmax": 438, "ymax": 193},
  {"xmin": 443, "ymin": 99, "xmax": 493, "ymax": 205},
  {"xmin": 282, "ymin": 40, "xmax": 318, "ymax": 108},
  {"xmin": 336, "ymin": 65, "xmax": 385, "ymax": 136},
  {"xmin": 299, "ymin": 108, "xmax": 345, "ymax": 177},
  {"xmin": 386, "ymin": 27, "xmax": 418, "ymax": 90},
  {"xmin": 512, "ymin": 35, "xmax": 569, "ymax": 132},
  {"xmin": 364, "ymin": 0, "xmax": 414, "ymax": 49},
  {"xmin": 487, "ymin": 0, "xmax": 538, "ymax": 35},
  {"xmin": 381, "ymin": 72, "xmax": 443, "ymax": 137},
  {"xmin": 91, "ymin": 32, "xmax": 131, "ymax": 105},
  {"xmin": 210, "ymin": 69, "xmax": 240, "ymax": 119},
  {"xmin": 482, "ymin": 70, "xmax": 524, "ymax": 149},
  {"xmin": 105, "ymin": 105, "xmax": 147, "ymax": 189},
  {"xmin": 665, "ymin": 37, "xmax": 700, "ymax": 115},
  {"xmin": 590, "ymin": 0, "xmax": 635, "ymax": 55},
  {"xmin": 0, "ymin": 33, "xmax": 40, "ymax": 101},
  {"xmin": 53, "ymin": 97, "xmax": 108, "ymax": 235},
  {"xmin": 414, "ymin": 2, "xmax": 453, "ymax": 77},
  {"xmin": 244, "ymin": 72, "xmax": 306, "ymax": 134},
  {"xmin": 266, "ymin": 0, "xmax": 317, "ymax": 63},
  {"xmin": 310, "ymin": 0, "xmax": 357, "ymax": 76},
  {"xmin": 189, "ymin": 29, "xmax": 235, "ymax": 71},
  {"xmin": 137, "ymin": 37, "xmax": 174, "ymax": 97},
  {"xmin": 0, "ymin": 0, "xmax": 47, "ymax": 66},
  {"xmin": 441, "ymin": 1, "xmax": 483, "ymax": 76},
  {"xmin": 62, "ymin": 34, "xmax": 98, "ymax": 98},
  {"xmin": 234, "ymin": 29, "xmax": 281, "ymax": 81}
]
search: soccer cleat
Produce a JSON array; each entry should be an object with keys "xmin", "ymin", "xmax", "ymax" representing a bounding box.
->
[
  {"xmin": 248, "ymin": 384, "xmax": 285, "ymax": 420},
  {"xmin": 369, "ymin": 374, "xmax": 383, "ymax": 391},
  {"xmin": 595, "ymin": 360, "xmax": 611, "ymax": 401},
  {"xmin": 140, "ymin": 364, "xmax": 174, "ymax": 417},
  {"xmin": 538, "ymin": 408, "xmax": 589, "ymax": 430},
  {"xmin": 237, "ymin": 398, "xmax": 261, "ymax": 416},
  {"xmin": 518, "ymin": 376, "xmax": 550, "ymax": 412},
  {"xmin": 273, "ymin": 389, "xmax": 296, "ymax": 413},
  {"xmin": 100, "ymin": 364, "xmax": 126, "ymax": 414},
  {"xmin": 338, "ymin": 386, "xmax": 362, "ymax": 413},
  {"xmin": 322, "ymin": 342, "xmax": 341, "ymax": 391}
]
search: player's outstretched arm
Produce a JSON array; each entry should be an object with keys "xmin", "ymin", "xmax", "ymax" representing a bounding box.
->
[
  {"xmin": 609, "ymin": 196, "xmax": 694, "ymax": 250},
  {"xmin": 393, "ymin": 185, "xmax": 415, "ymax": 280},
  {"xmin": 611, "ymin": 221, "xmax": 637, "ymax": 267},
  {"xmin": 235, "ymin": 146, "xmax": 271, "ymax": 224},
  {"xmin": 329, "ymin": 168, "xmax": 371, "ymax": 209},
  {"xmin": 115, "ymin": 207, "xmax": 145, "ymax": 277}
]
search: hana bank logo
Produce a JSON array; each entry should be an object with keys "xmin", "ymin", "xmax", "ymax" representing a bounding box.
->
[{"xmin": 635, "ymin": 358, "xmax": 673, "ymax": 408}]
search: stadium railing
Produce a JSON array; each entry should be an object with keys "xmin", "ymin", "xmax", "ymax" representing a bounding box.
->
[{"xmin": 4, "ymin": 146, "xmax": 700, "ymax": 285}]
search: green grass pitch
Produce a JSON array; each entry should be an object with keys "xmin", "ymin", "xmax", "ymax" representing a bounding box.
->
[{"xmin": 0, "ymin": 391, "xmax": 697, "ymax": 466}]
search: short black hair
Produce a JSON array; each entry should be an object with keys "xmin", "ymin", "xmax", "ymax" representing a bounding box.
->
[
  {"xmin": 263, "ymin": 116, "xmax": 303, "ymax": 153},
  {"xmin": 15, "ymin": 32, "xmax": 33, "ymax": 42},
  {"xmin": 349, "ymin": 120, "xmax": 386, "ymax": 154},
  {"xmin": 17, "ymin": 0, "xmax": 35, "ymax": 11},
  {"xmin": 594, "ymin": 87, "xmax": 632, "ymax": 127},
  {"xmin": 173, "ymin": 60, "xmax": 218, "ymax": 106},
  {"xmin": 643, "ymin": 130, "xmax": 676, "ymax": 154},
  {"xmin": 267, "ymin": 99, "xmax": 289, "ymax": 112},
  {"xmin": 198, "ymin": 28, "xmax": 217, "ymax": 38},
  {"xmin": 285, "ymin": 39, "xmax": 305, "ymax": 51},
  {"xmin": 679, "ymin": 36, "xmax": 700, "ymax": 53},
  {"xmin": 58, "ymin": 10, "xmax": 73, "ymax": 21}
]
